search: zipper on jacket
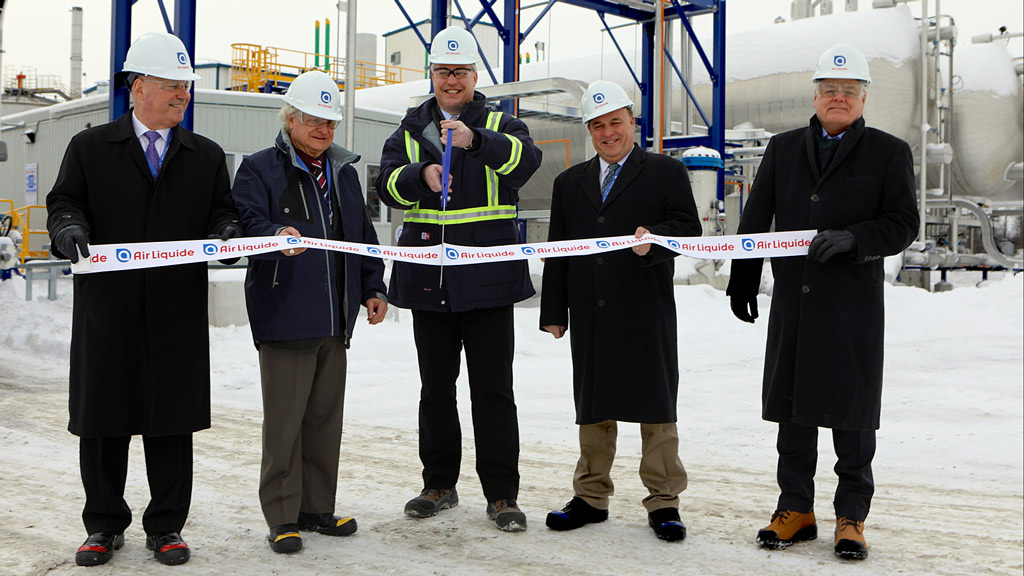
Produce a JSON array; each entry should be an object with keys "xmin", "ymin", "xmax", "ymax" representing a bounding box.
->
[
  {"xmin": 271, "ymin": 261, "xmax": 280, "ymax": 289},
  {"xmin": 310, "ymin": 170, "xmax": 338, "ymax": 337},
  {"xmin": 297, "ymin": 181, "xmax": 312, "ymax": 220}
]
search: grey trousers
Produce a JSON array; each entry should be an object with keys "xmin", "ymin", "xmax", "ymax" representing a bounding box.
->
[
  {"xmin": 572, "ymin": 420, "xmax": 688, "ymax": 513},
  {"xmin": 258, "ymin": 336, "xmax": 348, "ymax": 528}
]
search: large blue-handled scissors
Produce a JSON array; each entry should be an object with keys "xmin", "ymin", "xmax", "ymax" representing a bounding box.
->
[{"xmin": 438, "ymin": 127, "xmax": 453, "ymax": 288}]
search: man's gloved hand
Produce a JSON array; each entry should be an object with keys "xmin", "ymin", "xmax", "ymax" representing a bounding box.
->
[
  {"xmin": 210, "ymin": 223, "xmax": 241, "ymax": 241},
  {"xmin": 807, "ymin": 229, "xmax": 856, "ymax": 263},
  {"xmin": 54, "ymin": 225, "xmax": 90, "ymax": 263},
  {"xmin": 730, "ymin": 295, "xmax": 759, "ymax": 323}
]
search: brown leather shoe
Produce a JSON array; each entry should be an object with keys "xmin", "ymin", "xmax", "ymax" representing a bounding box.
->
[
  {"xmin": 756, "ymin": 509, "xmax": 817, "ymax": 549},
  {"xmin": 834, "ymin": 516, "xmax": 868, "ymax": 560}
]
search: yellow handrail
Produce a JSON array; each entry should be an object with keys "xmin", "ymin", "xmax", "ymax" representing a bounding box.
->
[
  {"xmin": 13, "ymin": 205, "xmax": 49, "ymax": 262},
  {"xmin": 230, "ymin": 43, "xmax": 426, "ymax": 93}
]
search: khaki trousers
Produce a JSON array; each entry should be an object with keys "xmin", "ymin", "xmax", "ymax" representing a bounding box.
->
[
  {"xmin": 258, "ymin": 337, "xmax": 348, "ymax": 528},
  {"xmin": 572, "ymin": 420, "xmax": 688, "ymax": 513}
]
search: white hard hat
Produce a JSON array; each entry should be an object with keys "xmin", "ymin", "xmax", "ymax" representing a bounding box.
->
[
  {"xmin": 123, "ymin": 32, "xmax": 201, "ymax": 81},
  {"xmin": 581, "ymin": 80, "xmax": 634, "ymax": 124},
  {"xmin": 429, "ymin": 26, "xmax": 480, "ymax": 65},
  {"xmin": 813, "ymin": 43, "xmax": 871, "ymax": 83},
  {"xmin": 283, "ymin": 70, "xmax": 344, "ymax": 121}
]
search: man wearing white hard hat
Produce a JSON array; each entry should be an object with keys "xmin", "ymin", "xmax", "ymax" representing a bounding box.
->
[
  {"xmin": 727, "ymin": 43, "xmax": 918, "ymax": 560},
  {"xmin": 46, "ymin": 32, "xmax": 241, "ymax": 567},
  {"xmin": 231, "ymin": 70, "xmax": 388, "ymax": 553},
  {"xmin": 375, "ymin": 25, "xmax": 542, "ymax": 532},
  {"xmin": 539, "ymin": 80, "xmax": 701, "ymax": 542}
]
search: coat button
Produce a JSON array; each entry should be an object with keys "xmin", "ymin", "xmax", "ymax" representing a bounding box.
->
[
  {"xmin": 801, "ymin": 285, "xmax": 810, "ymax": 294},
  {"xmin": 440, "ymin": 300, "xmax": 446, "ymax": 305},
  {"xmin": 597, "ymin": 216, "xmax": 605, "ymax": 223},
  {"xmin": 597, "ymin": 299, "xmax": 606, "ymax": 307},
  {"xmin": 596, "ymin": 257, "xmax": 604, "ymax": 264},
  {"xmin": 284, "ymin": 207, "xmax": 291, "ymax": 213},
  {"xmin": 810, "ymin": 194, "xmax": 819, "ymax": 202}
]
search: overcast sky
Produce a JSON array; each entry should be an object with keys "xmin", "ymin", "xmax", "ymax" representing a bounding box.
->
[{"xmin": 1, "ymin": 0, "xmax": 1021, "ymax": 90}]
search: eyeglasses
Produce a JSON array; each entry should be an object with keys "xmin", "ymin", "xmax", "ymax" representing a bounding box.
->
[
  {"xmin": 431, "ymin": 67, "xmax": 475, "ymax": 80},
  {"xmin": 297, "ymin": 112, "xmax": 338, "ymax": 129},
  {"xmin": 143, "ymin": 78, "xmax": 192, "ymax": 92},
  {"xmin": 816, "ymin": 81, "xmax": 865, "ymax": 100}
]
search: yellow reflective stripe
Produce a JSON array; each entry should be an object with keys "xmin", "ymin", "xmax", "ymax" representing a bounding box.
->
[
  {"xmin": 485, "ymin": 165, "xmax": 499, "ymax": 207},
  {"xmin": 386, "ymin": 165, "xmax": 417, "ymax": 206},
  {"xmin": 487, "ymin": 111, "xmax": 503, "ymax": 131},
  {"xmin": 495, "ymin": 133, "xmax": 522, "ymax": 176},
  {"xmin": 405, "ymin": 205, "xmax": 518, "ymax": 225},
  {"xmin": 403, "ymin": 131, "xmax": 420, "ymax": 163}
]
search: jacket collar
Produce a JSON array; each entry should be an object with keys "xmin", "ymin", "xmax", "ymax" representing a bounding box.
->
[
  {"xmin": 275, "ymin": 130, "xmax": 360, "ymax": 174},
  {"xmin": 805, "ymin": 115, "xmax": 865, "ymax": 182},
  {"xmin": 108, "ymin": 110, "xmax": 198, "ymax": 182},
  {"xmin": 582, "ymin": 143, "xmax": 646, "ymax": 211}
]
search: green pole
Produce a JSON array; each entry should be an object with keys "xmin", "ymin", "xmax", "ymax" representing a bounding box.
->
[
  {"xmin": 325, "ymin": 19, "xmax": 331, "ymax": 72},
  {"xmin": 315, "ymin": 20, "xmax": 320, "ymax": 68}
]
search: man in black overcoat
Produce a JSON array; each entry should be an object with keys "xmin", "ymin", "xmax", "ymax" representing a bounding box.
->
[
  {"xmin": 46, "ymin": 32, "xmax": 239, "ymax": 567},
  {"xmin": 726, "ymin": 43, "xmax": 919, "ymax": 560},
  {"xmin": 540, "ymin": 80, "xmax": 701, "ymax": 542}
]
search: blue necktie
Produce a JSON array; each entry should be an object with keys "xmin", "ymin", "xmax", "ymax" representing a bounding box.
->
[{"xmin": 144, "ymin": 131, "xmax": 161, "ymax": 177}]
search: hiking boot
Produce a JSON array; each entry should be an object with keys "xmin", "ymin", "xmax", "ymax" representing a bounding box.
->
[
  {"xmin": 297, "ymin": 512, "xmax": 358, "ymax": 537},
  {"xmin": 834, "ymin": 517, "xmax": 868, "ymax": 560},
  {"xmin": 405, "ymin": 488, "xmax": 459, "ymax": 518},
  {"xmin": 546, "ymin": 496, "xmax": 609, "ymax": 531},
  {"xmin": 756, "ymin": 509, "xmax": 817, "ymax": 549},
  {"xmin": 75, "ymin": 532, "xmax": 124, "ymax": 566},
  {"xmin": 145, "ymin": 532, "xmax": 190, "ymax": 566},
  {"xmin": 648, "ymin": 507, "xmax": 686, "ymax": 542},
  {"xmin": 487, "ymin": 499, "xmax": 527, "ymax": 532},
  {"xmin": 268, "ymin": 524, "xmax": 302, "ymax": 554}
]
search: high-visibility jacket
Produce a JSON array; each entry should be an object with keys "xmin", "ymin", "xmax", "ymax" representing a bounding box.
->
[{"xmin": 376, "ymin": 93, "xmax": 541, "ymax": 312}]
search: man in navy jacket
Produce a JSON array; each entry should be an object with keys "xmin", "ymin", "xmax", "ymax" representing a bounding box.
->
[{"xmin": 231, "ymin": 70, "xmax": 387, "ymax": 554}]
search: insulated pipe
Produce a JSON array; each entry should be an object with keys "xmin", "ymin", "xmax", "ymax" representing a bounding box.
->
[
  {"xmin": 927, "ymin": 199, "xmax": 1023, "ymax": 268},
  {"xmin": 71, "ymin": 7, "xmax": 83, "ymax": 98}
]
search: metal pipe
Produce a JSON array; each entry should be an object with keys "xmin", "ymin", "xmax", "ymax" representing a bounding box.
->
[
  {"xmin": 71, "ymin": 7, "xmax": 83, "ymax": 98},
  {"xmin": 927, "ymin": 199, "xmax": 1023, "ymax": 268},
  {"xmin": 918, "ymin": 0, "xmax": 929, "ymax": 242},
  {"xmin": 344, "ymin": 0, "xmax": 356, "ymax": 149},
  {"xmin": 654, "ymin": 0, "xmax": 664, "ymax": 152}
]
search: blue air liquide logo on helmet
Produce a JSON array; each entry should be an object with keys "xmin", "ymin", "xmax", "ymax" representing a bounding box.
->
[
  {"xmin": 203, "ymin": 243, "xmax": 219, "ymax": 256},
  {"xmin": 593, "ymin": 92, "xmax": 605, "ymax": 104},
  {"xmin": 445, "ymin": 247, "xmax": 460, "ymax": 260},
  {"xmin": 741, "ymin": 238, "xmax": 756, "ymax": 251},
  {"xmin": 116, "ymin": 248, "xmax": 133, "ymax": 263},
  {"xmin": 448, "ymin": 40, "xmax": 459, "ymax": 52},
  {"xmin": 320, "ymin": 90, "xmax": 332, "ymax": 104},
  {"xmin": 833, "ymin": 54, "xmax": 847, "ymax": 68},
  {"xmin": 177, "ymin": 52, "xmax": 187, "ymax": 66}
]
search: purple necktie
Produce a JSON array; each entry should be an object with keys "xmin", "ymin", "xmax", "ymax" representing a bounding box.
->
[{"xmin": 144, "ymin": 130, "xmax": 162, "ymax": 177}]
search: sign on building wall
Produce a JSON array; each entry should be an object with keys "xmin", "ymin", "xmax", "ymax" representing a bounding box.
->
[{"xmin": 25, "ymin": 163, "xmax": 38, "ymax": 205}]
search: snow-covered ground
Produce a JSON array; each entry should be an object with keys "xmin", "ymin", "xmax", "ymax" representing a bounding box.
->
[{"xmin": 0, "ymin": 267, "xmax": 1021, "ymax": 575}]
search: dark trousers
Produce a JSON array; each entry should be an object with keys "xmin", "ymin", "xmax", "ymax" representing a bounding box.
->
[
  {"xmin": 412, "ymin": 306, "xmax": 520, "ymax": 503},
  {"xmin": 257, "ymin": 337, "xmax": 348, "ymax": 527},
  {"xmin": 80, "ymin": 434, "xmax": 193, "ymax": 535},
  {"xmin": 776, "ymin": 423, "xmax": 876, "ymax": 521}
]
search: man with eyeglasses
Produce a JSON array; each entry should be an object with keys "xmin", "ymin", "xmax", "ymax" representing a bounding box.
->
[
  {"xmin": 46, "ymin": 32, "xmax": 240, "ymax": 567},
  {"xmin": 375, "ymin": 25, "xmax": 542, "ymax": 532},
  {"xmin": 230, "ymin": 70, "xmax": 388, "ymax": 553},
  {"xmin": 727, "ymin": 43, "xmax": 918, "ymax": 561}
]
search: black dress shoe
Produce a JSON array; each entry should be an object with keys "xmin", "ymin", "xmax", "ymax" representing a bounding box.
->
[
  {"xmin": 146, "ymin": 531, "xmax": 190, "ymax": 565},
  {"xmin": 649, "ymin": 507, "xmax": 686, "ymax": 542},
  {"xmin": 297, "ymin": 512, "xmax": 358, "ymax": 536},
  {"xmin": 75, "ymin": 532, "xmax": 124, "ymax": 566},
  {"xmin": 546, "ymin": 496, "xmax": 609, "ymax": 531},
  {"xmin": 268, "ymin": 524, "xmax": 303, "ymax": 554}
]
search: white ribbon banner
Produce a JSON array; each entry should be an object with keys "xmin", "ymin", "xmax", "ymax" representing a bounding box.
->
[{"xmin": 70, "ymin": 230, "xmax": 816, "ymax": 275}]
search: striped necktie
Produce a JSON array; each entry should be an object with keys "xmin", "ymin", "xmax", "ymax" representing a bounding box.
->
[
  {"xmin": 309, "ymin": 158, "xmax": 332, "ymax": 223},
  {"xmin": 144, "ymin": 130, "xmax": 162, "ymax": 177}
]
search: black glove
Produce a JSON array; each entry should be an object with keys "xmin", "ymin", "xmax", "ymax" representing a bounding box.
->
[
  {"xmin": 730, "ymin": 295, "xmax": 758, "ymax": 323},
  {"xmin": 210, "ymin": 223, "xmax": 241, "ymax": 241},
  {"xmin": 54, "ymin": 224, "xmax": 90, "ymax": 263},
  {"xmin": 807, "ymin": 229, "xmax": 856, "ymax": 263}
]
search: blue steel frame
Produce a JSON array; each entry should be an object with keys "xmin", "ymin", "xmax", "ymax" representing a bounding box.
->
[
  {"xmin": 399, "ymin": 0, "xmax": 727, "ymax": 197},
  {"xmin": 109, "ymin": 0, "xmax": 197, "ymax": 130}
]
